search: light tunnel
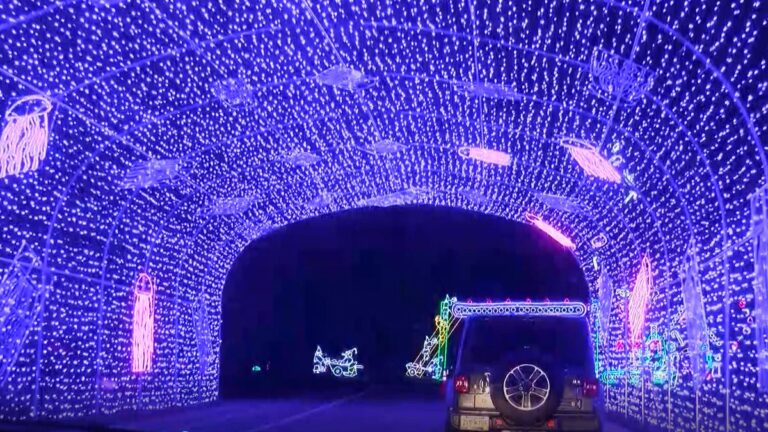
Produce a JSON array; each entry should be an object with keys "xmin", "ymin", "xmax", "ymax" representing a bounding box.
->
[{"xmin": 0, "ymin": 0, "xmax": 766, "ymax": 430}]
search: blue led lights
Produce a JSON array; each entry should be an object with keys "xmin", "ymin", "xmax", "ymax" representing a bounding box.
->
[{"xmin": 0, "ymin": 0, "xmax": 765, "ymax": 429}]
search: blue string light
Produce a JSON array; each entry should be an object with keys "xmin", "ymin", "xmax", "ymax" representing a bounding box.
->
[{"xmin": 0, "ymin": 1, "xmax": 764, "ymax": 429}]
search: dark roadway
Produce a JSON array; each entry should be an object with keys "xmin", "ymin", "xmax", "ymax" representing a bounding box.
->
[{"xmin": 83, "ymin": 388, "xmax": 632, "ymax": 432}]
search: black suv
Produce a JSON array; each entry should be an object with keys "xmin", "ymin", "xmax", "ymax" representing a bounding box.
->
[{"xmin": 446, "ymin": 314, "xmax": 601, "ymax": 431}]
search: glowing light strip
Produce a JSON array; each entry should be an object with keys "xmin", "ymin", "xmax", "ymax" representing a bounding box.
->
[
  {"xmin": 525, "ymin": 213, "xmax": 576, "ymax": 249},
  {"xmin": 131, "ymin": 272, "xmax": 156, "ymax": 373},
  {"xmin": 1, "ymin": 95, "xmax": 52, "ymax": 179},
  {"xmin": 451, "ymin": 301, "xmax": 587, "ymax": 319},
  {"xmin": 457, "ymin": 146, "xmax": 512, "ymax": 166},
  {"xmin": 627, "ymin": 256, "xmax": 653, "ymax": 345},
  {"xmin": 561, "ymin": 138, "xmax": 622, "ymax": 183}
]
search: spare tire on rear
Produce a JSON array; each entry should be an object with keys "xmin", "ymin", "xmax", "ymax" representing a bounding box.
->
[{"xmin": 489, "ymin": 357, "xmax": 562, "ymax": 426}]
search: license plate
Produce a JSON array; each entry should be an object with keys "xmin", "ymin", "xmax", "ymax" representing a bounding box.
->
[{"xmin": 460, "ymin": 415, "xmax": 489, "ymax": 431}]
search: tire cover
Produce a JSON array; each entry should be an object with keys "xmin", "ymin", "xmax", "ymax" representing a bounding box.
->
[{"xmin": 489, "ymin": 356, "xmax": 563, "ymax": 426}]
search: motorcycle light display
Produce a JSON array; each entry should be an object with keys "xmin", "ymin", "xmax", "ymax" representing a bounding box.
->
[
  {"xmin": 0, "ymin": 0, "xmax": 765, "ymax": 429},
  {"xmin": 0, "ymin": 95, "xmax": 52, "ymax": 179},
  {"xmin": 313, "ymin": 346, "xmax": 364, "ymax": 378},
  {"xmin": 131, "ymin": 273, "xmax": 156, "ymax": 373},
  {"xmin": 525, "ymin": 213, "xmax": 577, "ymax": 249}
]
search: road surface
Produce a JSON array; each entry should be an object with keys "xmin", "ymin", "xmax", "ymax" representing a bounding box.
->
[{"xmin": 91, "ymin": 388, "xmax": 632, "ymax": 432}]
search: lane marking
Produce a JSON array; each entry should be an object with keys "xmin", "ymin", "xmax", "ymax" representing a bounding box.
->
[{"xmin": 244, "ymin": 391, "xmax": 368, "ymax": 432}]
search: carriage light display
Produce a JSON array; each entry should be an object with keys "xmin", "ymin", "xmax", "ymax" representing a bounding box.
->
[{"xmin": 313, "ymin": 346, "xmax": 364, "ymax": 378}]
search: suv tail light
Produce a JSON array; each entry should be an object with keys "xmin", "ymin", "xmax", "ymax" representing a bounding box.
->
[
  {"xmin": 582, "ymin": 377, "xmax": 599, "ymax": 398},
  {"xmin": 455, "ymin": 375, "xmax": 470, "ymax": 393}
]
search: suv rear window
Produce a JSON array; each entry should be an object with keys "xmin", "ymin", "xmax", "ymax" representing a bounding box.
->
[{"xmin": 459, "ymin": 316, "xmax": 591, "ymax": 368}]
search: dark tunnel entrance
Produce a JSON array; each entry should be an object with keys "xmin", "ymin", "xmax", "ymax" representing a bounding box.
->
[{"xmin": 219, "ymin": 205, "xmax": 590, "ymax": 398}]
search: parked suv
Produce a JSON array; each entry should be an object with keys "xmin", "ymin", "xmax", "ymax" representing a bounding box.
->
[{"xmin": 446, "ymin": 314, "xmax": 601, "ymax": 431}]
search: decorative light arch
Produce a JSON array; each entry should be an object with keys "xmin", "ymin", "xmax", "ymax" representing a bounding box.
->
[{"xmin": 0, "ymin": 1, "xmax": 765, "ymax": 431}]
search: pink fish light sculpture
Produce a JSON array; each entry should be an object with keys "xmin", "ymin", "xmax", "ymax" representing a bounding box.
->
[
  {"xmin": 628, "ymin": 256, "xmax": 653, "ymax": 345},
  {"xmin": 131, "ymin": 272, "xmax": 156, "ymax": 373},
  {"xmin": 525, "ymin": 213, "xmax": 576, "ymax": 249},
  {"xmin": 458, "ymin": 146, "xmax": 512, "ymax": 167},
  {"xmin": 560, "ymin": 138, "xmax": 621, "ymax": 183},
  {"xmin": 0, "ymin": 95, "xmax": 53, "ymax": 179}
]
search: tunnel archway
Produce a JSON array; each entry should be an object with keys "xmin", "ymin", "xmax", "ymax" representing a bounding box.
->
[
  {"xmin": 219, "ymin": 205, "xmax": 589, "ymax": 397},
  {"xmin": 0, "ymin": 0, "xmax": 765, "ymax": 430}
]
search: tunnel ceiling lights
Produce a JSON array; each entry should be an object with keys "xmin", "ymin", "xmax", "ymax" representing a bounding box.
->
[
  {"xmin": 236, "ymin": 219, "xmax": 273, "ymax": 241},
  {"xmin": 533, "ymin": 192, "xmax": 586, "ymax": 214},
  {"xmin": 283, "ymin": 151, "xmax": 322, "ymax": 167},
  {"xmin": 306, "ymin": 193, "xmax": 334, "ymax": 210},
  {"xmin": 357, "ymin": 138, "xmax": 405, "ymax": 156},
  {"xmin": 454, "ymin": 81, "xmax": 519, "ymax": 100},
  {"xmin": 211, "ymin": 77, "xmax": 256, "ymax": 109},
  {"xmin": 315, "ymin": 65, "xmax": 378, "ymax": 92},
  {"xmin": 121, "ymin": 158, "xmax": 183, "ymax": 189},
  {"xmin": 359, "ymin": 187, "xmax": 423, "ymax": 207},
  {"xmin": 0, "ymin": 0, "xmax": 765, "ymax": 425},
  {"xmin": 458, "ymin": 188, "xmax": 489, "ymax": 206},
  {"xmin": 203, "ymin": 195, "xmax": 256, "ymax": 216}
]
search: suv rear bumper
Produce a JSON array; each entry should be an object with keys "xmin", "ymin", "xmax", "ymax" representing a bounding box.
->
[{"xmin": 449, "ymin": 408, "xmax": 601, "ymax": 431}]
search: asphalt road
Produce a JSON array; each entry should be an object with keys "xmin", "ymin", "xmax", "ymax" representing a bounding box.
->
[{"xmin": 89, "ymin": 388, "xmax": 633, "ymax": 432}]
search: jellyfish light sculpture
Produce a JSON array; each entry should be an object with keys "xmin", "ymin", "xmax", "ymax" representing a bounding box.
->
[
  {"xmin": 131, "ymin": 272, "xmax": 156, "ymax": 373},
  {"xmin": 0, "ymin": 95, "xmax": 52, "ymax": 179}
]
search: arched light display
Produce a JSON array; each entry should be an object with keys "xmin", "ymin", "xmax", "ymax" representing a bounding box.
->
[{"xmin": 0, "ymin": 0, "xmax": 765, "ymax": 429}]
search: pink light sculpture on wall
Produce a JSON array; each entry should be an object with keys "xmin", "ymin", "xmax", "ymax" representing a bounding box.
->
[
  {"xmin": 628, "ymin": 256, "xmax": 653, "ymax": 345},
  {"xmin": 0, "ymin": 95, "xmax": 52, "ymax": 179},
  {"xmin": 458, "ymin": 146, "xmax": 512, "ymax": 167},
  {"xmin": 131, "ymin": 272, "xmax": 156, "ymax": 373},
  {"xmin": 560, "ymin": 138, "xmax": 622, "ymax": 183},
  {"xmin": 525, "ymin": 213, "xmax": 576, "ymax": 249}
]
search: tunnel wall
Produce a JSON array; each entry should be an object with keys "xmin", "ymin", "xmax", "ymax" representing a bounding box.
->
[{"xmin": 0, "ymin": 0, "xmax": 766, "ymax": 431}]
